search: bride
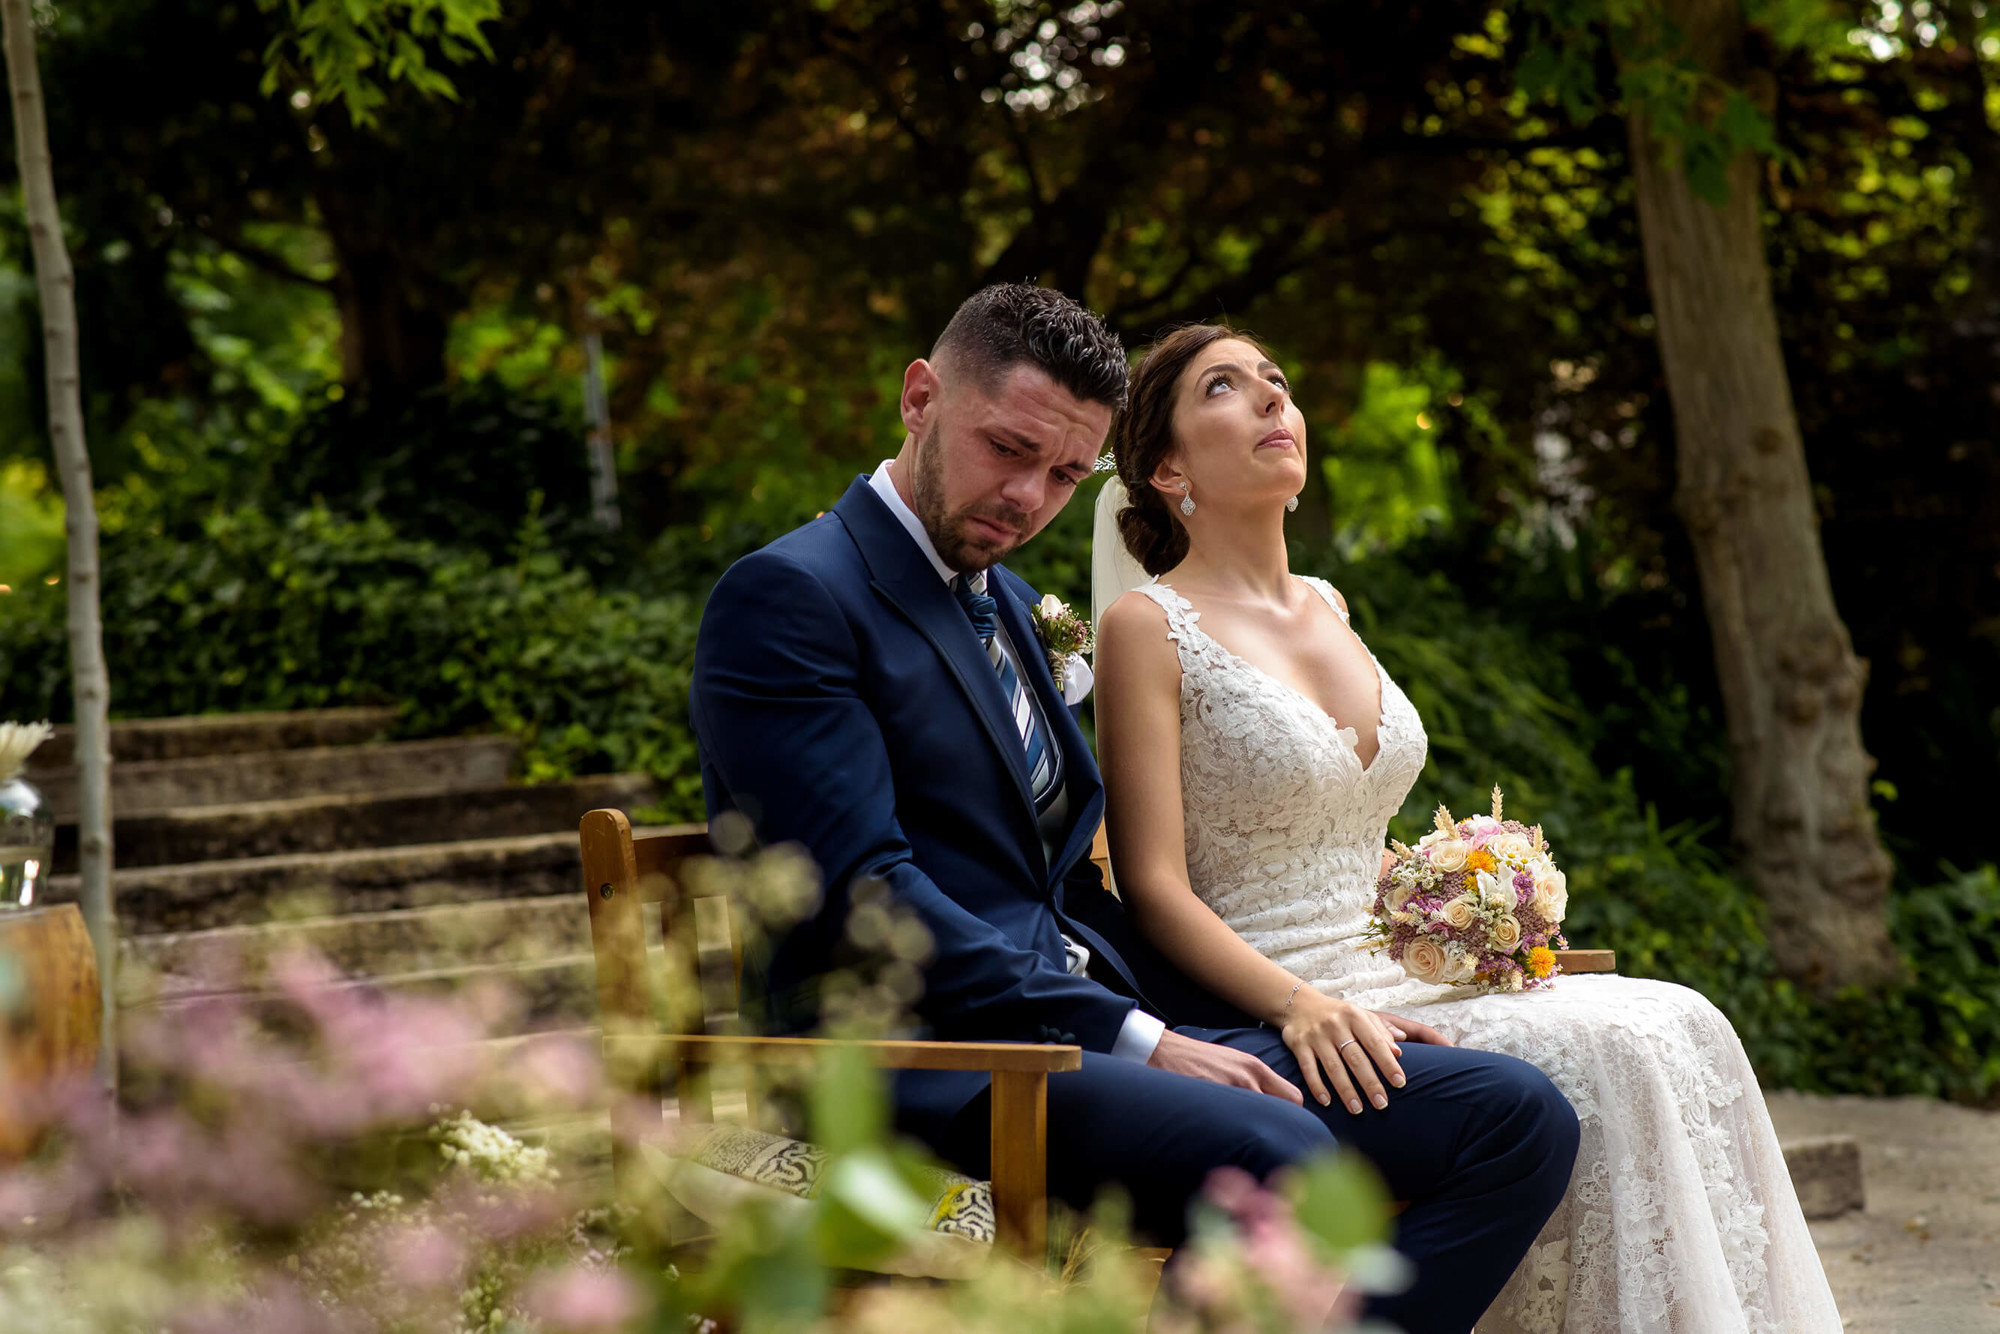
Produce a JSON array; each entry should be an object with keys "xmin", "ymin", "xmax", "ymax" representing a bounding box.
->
[{"xmin": 1090, "ymin": 323, "xmax": 1843, "ymax": 1334}]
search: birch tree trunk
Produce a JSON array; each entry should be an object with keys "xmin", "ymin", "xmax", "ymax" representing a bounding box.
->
[
  {"xmin": 1627, "ymin": 0, "xmax": 1899, "ymax": 989},
  {"xmin": 3, "ymin": 0, "xmax": 116, "ymax": 1081}
]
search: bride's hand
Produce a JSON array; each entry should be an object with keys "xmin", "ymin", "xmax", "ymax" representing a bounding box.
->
[{"xmin": 1279, "ymin": 988, "xmax": 1407, "ymax": 1115}]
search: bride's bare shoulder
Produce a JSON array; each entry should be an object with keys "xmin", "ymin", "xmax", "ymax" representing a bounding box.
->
[
  {"xmin": 1098, "ymin": 587, "xmax": 1172, "ymax": 641},
  {"xmin": 1094, "ymin": 590, "xmax": 1179, "ymax": 680}
]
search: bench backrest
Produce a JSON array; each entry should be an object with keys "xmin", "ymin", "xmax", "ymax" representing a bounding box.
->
[{"xmin": 578, "ymin": 810, "xmax": 730, "ymax": 1040}]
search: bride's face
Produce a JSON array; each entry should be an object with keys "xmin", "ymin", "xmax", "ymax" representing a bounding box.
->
[{"xmin": 1159, "ymin": 337, "xmax": 1308, "ymax": 512}]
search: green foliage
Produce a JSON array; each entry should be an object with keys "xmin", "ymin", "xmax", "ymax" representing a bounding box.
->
[
  {"xmin": 257, "ymin": 0, "xmax": 500, "ymax": 126},
  {"xmin": 1323, "ymin": 544, "xmax": 2000, "ymax": 1104},
  {"xmin": 1507, "ymin": 0, "xmax": 1799, "ymax": 202},
  {"xmin": 1320, "ymin": 361, "xmax": 1459, "ymax": 560},
  {"xmin": 270, "ymin": 378, "xmax": 605, "ymax": 564},
  {"xmin": 0, "ymin": 460, "xmax": 63, "ymax": 588},
  {"xmin": 0, "ymin": 503, "xmax": 706, "ymax": 819}
]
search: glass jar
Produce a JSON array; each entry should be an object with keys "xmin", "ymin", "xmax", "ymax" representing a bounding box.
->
[{"xmin": 0, "ymin": 774, "xmax": 55, "ymax": 910}]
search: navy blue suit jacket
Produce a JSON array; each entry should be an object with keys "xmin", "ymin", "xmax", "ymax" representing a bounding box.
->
[{"xmin": 690, "ymin": 477, "xmax": 1192, "ymax": 1140}]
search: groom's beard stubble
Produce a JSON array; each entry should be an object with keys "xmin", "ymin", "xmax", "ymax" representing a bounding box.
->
[{"xmin": 911, "ymin": 423, "xmax": 1032, "ymax": 572}]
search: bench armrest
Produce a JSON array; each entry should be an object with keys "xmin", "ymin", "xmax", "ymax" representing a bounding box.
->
[
  {"xmin": 606, "ymin": 1032, "xmax": 1083, "ymax": 1074},
  {"xmin": 1554, "ymin": 949, "xmax": 1616, "ymax": 974}
]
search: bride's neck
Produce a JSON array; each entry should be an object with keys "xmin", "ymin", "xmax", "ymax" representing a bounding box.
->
[{"xmin": 1173, "ymin": 506, "xmax": 1293, "ymax": 603}]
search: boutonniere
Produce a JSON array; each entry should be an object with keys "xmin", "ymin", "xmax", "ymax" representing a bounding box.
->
[{"xmin": 1028, "ymin": 594, "xmax": 1094, "ymax": 692}]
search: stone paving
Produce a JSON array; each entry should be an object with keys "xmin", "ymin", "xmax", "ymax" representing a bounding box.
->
[{"xmin": 1768, "ymin": 1090, "xmax": 2000, "ymax": 1333}]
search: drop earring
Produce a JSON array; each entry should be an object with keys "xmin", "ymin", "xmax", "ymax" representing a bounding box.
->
[
  {"xmin": 1179, "ymin": 481, "xmax": 1196, "ymax": 517},
  {"xmin": 1286, "ymin": 495, "xmax": 1299, "ymax": 513}
]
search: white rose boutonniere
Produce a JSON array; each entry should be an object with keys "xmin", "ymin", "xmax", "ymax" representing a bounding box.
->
[{"xmin": 1028, "ymin": 593, "xmax": 1094, "ymax": 697}]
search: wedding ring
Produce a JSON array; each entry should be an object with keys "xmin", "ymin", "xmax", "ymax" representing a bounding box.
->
[{"xmin": 1337, "ymin": 1039, "xmax": 1360, "ymax": 1052}]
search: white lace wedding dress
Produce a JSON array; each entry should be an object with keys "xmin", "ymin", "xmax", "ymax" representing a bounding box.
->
[{"xmin": 1130, "ymin": 576, "xmax": 1842, "ymax": 1334}]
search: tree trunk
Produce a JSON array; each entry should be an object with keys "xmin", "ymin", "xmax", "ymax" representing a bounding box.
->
[
  {"xmin": 330, "ymin": 242, "xmax": 450, "ymax": 391},
  {"xmin": 1626, "ymin": 0, "xmax": 1899, "ymax": 989},
  {"xmin": 2, "ymin": 0, "xmax": 116, "ymax": 1083}
]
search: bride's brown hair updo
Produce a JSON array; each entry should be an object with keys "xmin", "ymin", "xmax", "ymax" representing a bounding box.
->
[{"xmin": 1113, "ymin": 322, "xmax": 1276, "ymax": 576}]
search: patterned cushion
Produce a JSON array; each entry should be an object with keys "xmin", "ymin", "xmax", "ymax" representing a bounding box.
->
[{"xmin": 676, "ymin": 1123, "xmax": 996, "ymax": 1245}]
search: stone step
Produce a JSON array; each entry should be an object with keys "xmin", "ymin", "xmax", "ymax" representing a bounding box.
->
[
  {"xmin": 34, "ymin": 735, "xmax": 520, "ymax": 820},
  {"xmin": 29, "ymin": 706, "xmax": 402, "ymax": 768},
  {"xmin": 53, "ymin": 772, "xmax": 653, "ymax": 871},
  {"xmin": 129, "ymin": 952, "xmax": 601, "ymax": 1032},
  {"xmin": 1782, "ymin": 1134, "xmax": 1866, "ymax": 1220},
  {"xmin": 117, "ymin": 894, "xmax": 594, "ymax": 999},
  {"xmin": 45, "ymin": 831, "xmax": 591, "ymax": 935}
]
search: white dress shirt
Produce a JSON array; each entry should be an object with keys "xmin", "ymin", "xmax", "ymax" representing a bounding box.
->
[{"xmin": 868, "ymin": 460, "xmax": 1164, "ymax": 1063}]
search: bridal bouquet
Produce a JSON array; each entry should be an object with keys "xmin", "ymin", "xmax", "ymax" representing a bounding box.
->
[{"xmin": 1365, "ymin": 787, "xmax": 1569, "ymax": 994}]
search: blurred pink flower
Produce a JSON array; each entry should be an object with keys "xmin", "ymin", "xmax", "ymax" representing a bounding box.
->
[
  {"xmin": 383, "ymin": 1221, "xmax": 468, "ymax": 1290},
  {"xmin": 171, "ymin": 1276, "xmax": 356, "ymax": 1334},
  {"xmin": 1193, "ymin": 1165, "xmax": 1354, "ymax": 1330},
  {"xmin": 1201, "ymin": 1166, "xmax": 1260, "ymax": 1216},
  {"xmin": 517, "ymin": 1033, "xmax": 601, "ymax": 1107},
  {"xmin": 523, "ymin": 1263, "xmax": 646, "ymax": 1332}
]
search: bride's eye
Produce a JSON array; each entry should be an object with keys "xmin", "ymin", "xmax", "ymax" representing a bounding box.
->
[
  {"xmin": 1204, "ymin": 372, "xmax": 1232, "ymax": 396},
  {"xmin": 1269, "ymin": 374, "xmax": 1290, "ymax": 392}
]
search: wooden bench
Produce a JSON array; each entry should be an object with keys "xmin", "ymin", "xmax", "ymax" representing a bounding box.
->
[
  {"xmin": 577, "ymin": 808, "xmax": 1613, "ymax": 1272},
  {"xmin": 577, "ymin": 809, "xmax": 1080, "ymax": 1262}
]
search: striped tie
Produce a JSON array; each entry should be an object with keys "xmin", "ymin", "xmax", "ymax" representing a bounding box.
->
[{"xmin": 952, "ymin": 572, "xmax": 1061, "ymax": 811}]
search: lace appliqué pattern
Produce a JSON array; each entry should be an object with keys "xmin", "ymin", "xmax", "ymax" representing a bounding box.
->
[{"xmin": 1134, "ymin": 578, "xmax": 1842, "ymax": 1334}]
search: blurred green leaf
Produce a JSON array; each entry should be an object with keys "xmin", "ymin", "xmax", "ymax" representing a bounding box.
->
[{"xmin": 1286, "ymin": 1151, "xmax": 1394, "ymax": 1255}]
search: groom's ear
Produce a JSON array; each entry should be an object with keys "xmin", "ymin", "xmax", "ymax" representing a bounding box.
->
[{"xmin": 901, "ymin": 358, "xmax": 942, "ymax": 436}]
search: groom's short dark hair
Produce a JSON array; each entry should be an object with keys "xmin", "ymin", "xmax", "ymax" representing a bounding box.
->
[{"xmin": 931, "ymin": 283, "xmax": 1128, "ymax": 412}]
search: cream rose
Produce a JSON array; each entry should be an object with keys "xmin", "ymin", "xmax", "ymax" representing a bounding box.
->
[
  {"xmin": 1385, "ymin": 883, "xmax": 1417, "ymax": 915},
  {"xmin": 1402, "ymin": 938, "xmax": 1449, "ymax": 984},
  {"xmin": 1491, "ymin": 914, "xmax": 1524, "ymax": 951},
  {"xmin": 1487, "ymin": 832, "xmax": 1534, "ymax": 865},
  {"xmin": 1530, "ymin": 863, "xmax": 1569, "ymax": 922},
  {"xmin": 1441, "ymin": 895, "xmax": 1479, "ymax": 931},
  {"xmin": 1429, "ymin": 841, "xmax": 1472, "ymax": 873},
  {"xmin": 1039, "ymin": 593, "xmax": 1065, "ymax": 618}
]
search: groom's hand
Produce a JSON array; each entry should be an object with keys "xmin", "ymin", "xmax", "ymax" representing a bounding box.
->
[{"xmin": 1147, "ymin": 1030, "xmax": 1304, "ymax": 1106}]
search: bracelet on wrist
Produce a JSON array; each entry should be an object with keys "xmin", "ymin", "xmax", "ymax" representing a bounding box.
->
[{"xmin": 1278, "ymin": 979, "xmax": 1305, "ymax": 1023}]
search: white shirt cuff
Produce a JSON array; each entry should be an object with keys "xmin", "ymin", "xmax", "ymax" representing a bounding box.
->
[{"xmin": 1110, "ymin": 1006, "xmax": 1166, "ymax": 1063}]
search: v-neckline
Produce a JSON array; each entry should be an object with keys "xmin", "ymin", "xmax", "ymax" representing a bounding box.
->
[{"xmin": 1155, "ymin": 577, "xmax": 1389, "ymax": 775}]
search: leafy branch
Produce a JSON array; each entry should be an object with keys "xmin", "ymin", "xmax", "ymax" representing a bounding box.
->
[{"xmin": 255, "ymin": 0, "xmax": 501, "ymax": 127}]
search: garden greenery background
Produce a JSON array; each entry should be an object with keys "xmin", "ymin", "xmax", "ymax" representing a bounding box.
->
[{"xmin": 0, "ymin": 0, "xmax": 1997, "ymax": 1107}]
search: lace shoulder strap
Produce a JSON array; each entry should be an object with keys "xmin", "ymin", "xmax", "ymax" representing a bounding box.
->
[
  {"xmin": 1130, "ymin": 580, "xmax": 1197, "ymax": 640},
  {"xmin": 1130, "ymin": 581, "xmax": 1235, "ymax": 681},
  {"xmin": 1299, "ymin": 575, "xmax": 1351, "ymax": 625}
]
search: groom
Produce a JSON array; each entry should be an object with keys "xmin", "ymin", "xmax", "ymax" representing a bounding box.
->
[{"xmin": 689, "ymin": 284, "xmax": 1577, "ymax": 1332}]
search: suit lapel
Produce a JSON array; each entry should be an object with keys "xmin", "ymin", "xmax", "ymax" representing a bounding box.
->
[{"xmin": 834, "ymin": 480, "xmax": 1038, "ymax": 816}]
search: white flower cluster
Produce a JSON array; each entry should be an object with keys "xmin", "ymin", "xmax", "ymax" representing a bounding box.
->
[{"xmin": 433, "ymin": 1110, "xmax": 557, "ymax": 1186}]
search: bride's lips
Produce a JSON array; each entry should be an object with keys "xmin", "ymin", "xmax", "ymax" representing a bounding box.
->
[{"xmin": 1257, "ymin": 428, "xmax": 1297, "ymax": 450}]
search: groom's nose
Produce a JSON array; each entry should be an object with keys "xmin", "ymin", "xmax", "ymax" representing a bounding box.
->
[{"xmin": 996, "ymin": 465, "xmax": 1048, "ymax": 515}]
